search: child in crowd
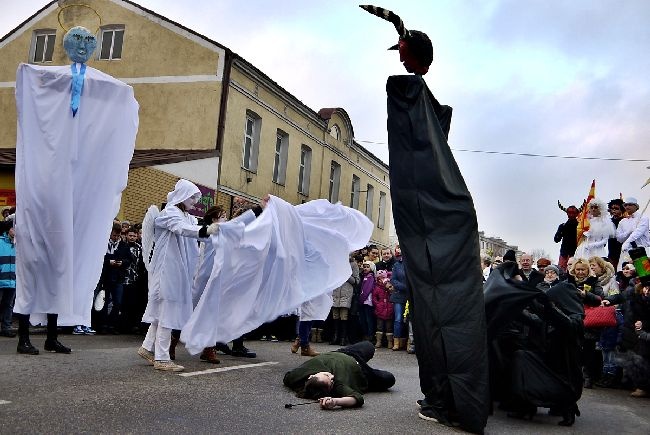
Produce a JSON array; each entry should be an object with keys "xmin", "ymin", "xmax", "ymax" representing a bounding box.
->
[
  {"xmin": 373, "ymin": 270, "xmax": 394, "ymax": 349},
  {"xmin": 358, "ymin": 261, "xmax": 376, "ymax": 343}
]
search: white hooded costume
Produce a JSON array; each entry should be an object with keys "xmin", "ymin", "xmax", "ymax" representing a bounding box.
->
[{"xmin": 141, "ymin": 179, "xmax": 206, "ymax": 361}]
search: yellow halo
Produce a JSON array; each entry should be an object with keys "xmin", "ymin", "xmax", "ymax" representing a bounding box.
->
[{"xmin": 57, "ymin": 4, "xmax": 102, "ymax": 34}]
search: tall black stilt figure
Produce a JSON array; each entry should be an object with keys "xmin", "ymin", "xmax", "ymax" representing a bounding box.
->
[{"xmin": 360, "ymin": 5, "xmax": 489, "ymax": 433}]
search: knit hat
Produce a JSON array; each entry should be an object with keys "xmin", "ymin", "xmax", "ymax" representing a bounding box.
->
[
  {"xmin": 503, "ymin": 250, "xmax": 517, "ymax": 262},
  {"xmin": 362, "ymin": 261, "xmax": 376, "ymax": 274},
  {"xmin": 376, "ymin": 269, "xmax": 389, "ymax": 283},
  {"xmin": 545, "ymin": 265, "xmax": 560, "ymax": 276}
]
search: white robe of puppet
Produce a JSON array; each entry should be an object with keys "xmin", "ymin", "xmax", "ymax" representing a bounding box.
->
[
  {"xmin": 182, "ymin": 196, "xmax": 373, "ymax": 355},
  {"xmin": 14, "ymin": 63, "xmax": 138, "ymax": 326},
  {"xmin": 142, "ymin": 180, "xmax": 203, "ymax": 330}
]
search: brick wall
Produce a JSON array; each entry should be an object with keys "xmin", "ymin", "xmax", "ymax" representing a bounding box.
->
[{"xmin": 118, "ymin": 167, "xmax": 178, "ymax": 223}]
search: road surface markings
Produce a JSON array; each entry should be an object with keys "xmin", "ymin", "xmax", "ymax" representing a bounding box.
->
[
  {"xmin": 0, "ymin": 400, "xmax": 11, "ymax": 405},
  {"xmin": 179, "ymin": 361, "xmax": 279, "ymax": 377}
]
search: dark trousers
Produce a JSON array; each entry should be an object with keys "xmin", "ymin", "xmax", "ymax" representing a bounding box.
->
[
  {"xmin": 0, "ymin": 287, "xmax": 15, "ymax": 331},
  {"xmin": 17, "ymin": 313, "xmax": 58, "ymax": 343},
  {"xmin": 336, "ymin": 341, "xmax": 395, "ymax": 391},
  {"xmin": 101, "ymin": 282, "xmax": 124, "ymax": 328}
]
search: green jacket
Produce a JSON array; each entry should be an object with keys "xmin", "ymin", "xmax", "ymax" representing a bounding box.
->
[{"xmin": 283, "ymin": 352, "xmax": 367, "ymax": 406}]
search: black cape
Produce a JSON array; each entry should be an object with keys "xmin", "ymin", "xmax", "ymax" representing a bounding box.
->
[{"xmin": 386, "ymin": 75, "xmax": 489, "ymax": 433}]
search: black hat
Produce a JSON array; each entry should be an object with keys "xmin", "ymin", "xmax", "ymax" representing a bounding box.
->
[{"xmin": 503, "ymin": 250, "xmax": 517, "ymax": 262}]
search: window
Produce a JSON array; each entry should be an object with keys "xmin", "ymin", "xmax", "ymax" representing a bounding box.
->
[
  {"xmin": 365, "ymin": 184, "xmax": 374, "ymax": 220},
  {"xmin": 329, "ymin": 124, "xmax": 341, "ymax": 140},
  {"xmin": 31, "ymin": 29, "xmax": 56, "ymax": 63},
  {"xmin": 329, "ymin": 161, "xmax": 341, "ymax": 203},
  {"xmin": 272, "ymin": 130, "xmax": 289, "ymax": 185},
  {"xmin": 298, "ymin": 145, "xmax": 312, "ymax": 195},
  {"xmin": 350, "ymin": 175, "xmax": 360, "ymax": 209},
  {"xmin": 242, "ymin": 111, "xmax": 261, "ymax": 171},
  {"xmin": 99, "ymin": 26, "xmax": 125, "ymax": 60},
  {"xmin": 378, "ymin": 192, "xmax": 387, "ymax": 229}
]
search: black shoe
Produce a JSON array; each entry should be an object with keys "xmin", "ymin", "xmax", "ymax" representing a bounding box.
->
[
  {"xmin": 416, "ymin": 399, "xmax": 428, "ymax": 409},
  {"xmin": 231, "ymin": 346, "xmax": 256, "ymax": 358},
  {"xmin": 0, "ymin": 330, "xmax": 16, "ymax": 338},
  {"xmin": 507, "ymin": 406, "xmax": 536, "ymax": 421},
  {"xmin": 44, "ymin": 339, "xmax": 72, "ymax": 354},
  {"xmin": 418, "ymin": 406, "xmax": 450, "ymax": 426},
  {"xmin": 17, "ymin": 341, "xmax": 39, "ymax": 355},
  {"xmin": 214, "ymin": 342, "xmax": 232, "ymax": 355},
  {"xmin": 596, "ymin": 374, "xmax": 616, "ymax": 388}
]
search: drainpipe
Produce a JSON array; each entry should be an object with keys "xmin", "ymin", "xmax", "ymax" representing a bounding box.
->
[{"xmin": 215, "ymin": 49, "xmax": 234, "ymax": 211}]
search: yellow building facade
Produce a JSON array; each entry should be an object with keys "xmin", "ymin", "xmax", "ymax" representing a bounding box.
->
[{"xmin": 0, "ymin": 0, "xmax": 391, "ymax": 246}]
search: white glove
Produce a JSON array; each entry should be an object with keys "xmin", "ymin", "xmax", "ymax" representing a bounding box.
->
[
  {"xmin": 206, "ymin": 222, "xmax": 219, "ymax": 236},
  {"xmin": 621, "ymin": 242, "xmax": 630, "ymax": 252}
]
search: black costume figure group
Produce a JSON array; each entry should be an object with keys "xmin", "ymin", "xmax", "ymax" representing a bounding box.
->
[{"xmin": 484, "ymin": 262, "xmax": 584, "ymax": 427}]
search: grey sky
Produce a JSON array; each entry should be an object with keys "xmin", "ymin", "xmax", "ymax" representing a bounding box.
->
[{"xmin": 2, "ymin": 0, "xmax": 649, "ymax": 259}]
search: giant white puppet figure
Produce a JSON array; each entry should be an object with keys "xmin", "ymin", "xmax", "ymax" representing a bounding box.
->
[{"xmin": 14, "ymin": 20, "xmax": 138, "ymax": 355}]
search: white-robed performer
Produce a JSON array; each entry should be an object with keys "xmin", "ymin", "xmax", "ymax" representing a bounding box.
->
[
  {"xmin": 181, "ymin": 196, "xmax": 373, "ymax": 355},
  {"xmin": 138, "ymin": 179, "xmax": 218, "ymax": 372},
  {"xmin": 574, "ymin": 197, "xmax": 616, "ymax": 260},
  {"xmin": 617, "ymin": 197, "xmax": 650, "ymax": 268},
  {"xmin": 14, "ymin": 24, "xmax": 138, "ymax": 355}
]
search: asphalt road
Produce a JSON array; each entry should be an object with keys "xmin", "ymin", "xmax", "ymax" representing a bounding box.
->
[{"xmin": 0, "ymin": 332, "xmax": 649, "ymax": 434}]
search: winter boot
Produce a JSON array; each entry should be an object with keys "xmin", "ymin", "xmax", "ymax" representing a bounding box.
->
[
  {"xmin": 386, "ymin": 333, "xmax": 394, "ymax": 350},
  {"xmin": 316, "ymin": 328, "xmax": 324, "ymax": 343},
  {"xmin": 301, "ymin": 345, "xmax": 319, "ymax": 357},
  {"xmin": 392, "ymin": 337, "xmax": 402, "ymax": 351},
  {"xmin": 375, "ymin": 332, "xmax": 383, "ymax": 348},
  {"xmin": 339, "ymin": 322, "xmax": 349, "ymax": 346},
  {"xmin": 290, "ymin": 337, "xmax": 300, "ymax": 354},
  {"xmin": 329, "ymin": 320, "xmax": 340, "ymax": 345},
  {"xmin": 311, "ymin": 328, "xmax": 318, "ymax": 343}
]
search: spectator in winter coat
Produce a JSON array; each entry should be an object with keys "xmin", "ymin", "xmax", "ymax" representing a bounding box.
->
[
  {"xmin": 373, "ymin": 270, "xmax": 394, "ymax": 349},
  {"xmin": 0, "ymin": 221, "xmax": 16, "ymax": 337},
  {"xmin": 606, "ymin": 282, "xmax": 650, "ymax": 397},
  {"xmin": 390, "ymin": 245, "xmax": 408, "ymax": 350},
  {"xmin": 329, "ymin": 257, "xmax": 360, "ymax": 346},
  {"xmin": 375, "ymin": 248, "xmax": 395, "ymax": 272},
  {"xmin": 568, "ymin": 258, "xmax": 604, "ymax": 389},
  {"xmin": 99, "ymin": 223, "xmax": 132, "ymax": 334},
  {"xmin": 358, "ymin": 261, "xmax": 376, "ymax": 343}
]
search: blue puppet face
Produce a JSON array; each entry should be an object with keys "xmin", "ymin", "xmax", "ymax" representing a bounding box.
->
[{"xmin": 63, "ymin": 26, "xmax": 97, "ymax": 63}]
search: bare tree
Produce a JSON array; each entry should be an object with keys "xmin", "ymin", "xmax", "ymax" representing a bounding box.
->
[{"xmin": 529, "ymin": 248, "xmax": 551, "ymax": 261}]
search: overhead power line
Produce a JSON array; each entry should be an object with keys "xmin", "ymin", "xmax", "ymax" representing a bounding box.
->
[{"xmin": 355, "ymin": 140, "xmax": 650, "ymax": 163}]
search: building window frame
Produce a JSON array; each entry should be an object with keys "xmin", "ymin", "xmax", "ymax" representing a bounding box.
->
[
  {"xmin": 365, "ymin": 184, "xmax": 374, "ymax": 220},
  {"xmin": 242, "ymin": 110, "xmax": 261, "ymax": 172},
  {"xmin": 329, "ymin": 161, "xmax": 341, "ymax": 203},
  {"xmin": 298, "ymin": 145, "xmax": 312, "ymax": 195},
  {"xmin": 350, "ymin": 175, "xmax": 360, "ymax": 209},
  {"xmin": 30, "ymin": 29, "xmax": 56, "ymax": 63},
  {"xmin": 378, "ymin": 191, "xmax": 387, "ymax": 229},
  {"xmin": 98, "ymin": 25, "xmax": 125, "ymax": 60},
  {"xmin": 272, "ymin": 130, "xmax": 289, "ymax": 185}
]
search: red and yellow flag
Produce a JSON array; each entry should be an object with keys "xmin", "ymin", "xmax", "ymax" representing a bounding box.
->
[{"xmin": 576, "ymin": 179, "xmax": 596, "ymax": 246}]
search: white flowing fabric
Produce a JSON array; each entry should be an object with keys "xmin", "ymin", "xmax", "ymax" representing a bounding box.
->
[
  {"xmin": 142, "ymin": 180, "xmax": 204, "ymax": 331},
  {"xmin": 191, "ymin": 210, "xmax": 256, "ymax": 307},
  {"xmin": 574, "ymin": 215, "xmax": 616, "ymax": 259},
  {"xmin": 14, "ymin": 63, "xmax": 138, "ymax": 326},
  {"xmin": 182, "ymin": 196, "xmax": 373, "ymax": 354}
]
